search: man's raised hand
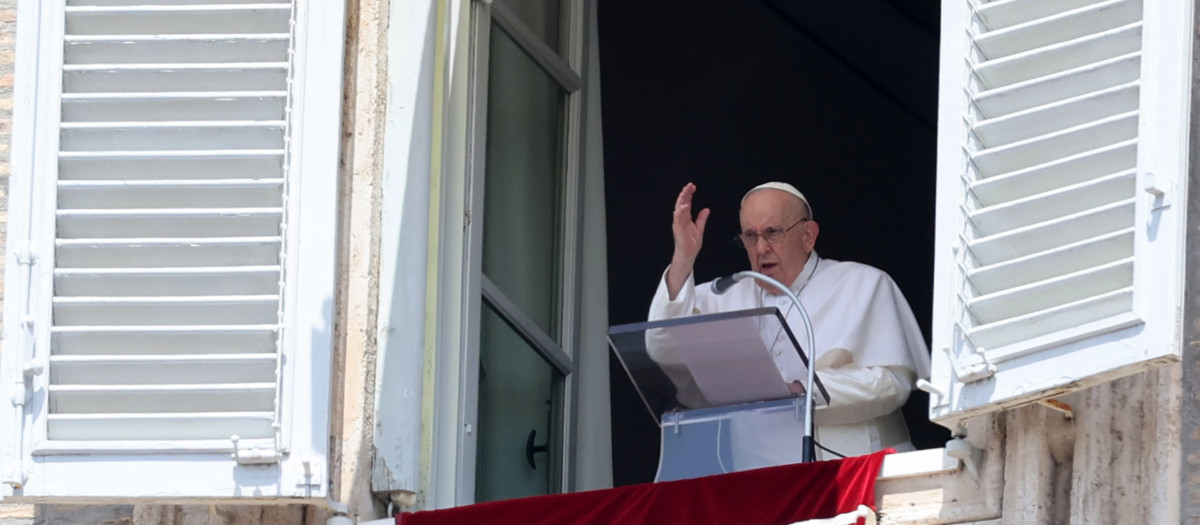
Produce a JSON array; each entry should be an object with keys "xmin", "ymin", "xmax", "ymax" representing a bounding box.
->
[{"xmin": 667, "ymin": 182, "xmax": 710, "ymax": 299}]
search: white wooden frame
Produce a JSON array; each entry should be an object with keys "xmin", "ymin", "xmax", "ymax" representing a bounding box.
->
[
  {"xmin": 1, "ymin": 0, "xmax": 345, "ymax": 501},
  {"xmin": 928, "ymin": 0, "xmax": 1192, "ymax": 429}
]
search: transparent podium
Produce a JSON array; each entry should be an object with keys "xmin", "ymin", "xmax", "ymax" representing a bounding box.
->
[{"xmin": 608, "ymin": 307, "xmax": 828, "ymax": 482}]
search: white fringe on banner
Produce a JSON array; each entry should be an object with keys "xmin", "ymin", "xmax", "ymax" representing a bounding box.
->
[{"xmin": 787, "ymin": 504, "xmax": 877, "ymax": 525}]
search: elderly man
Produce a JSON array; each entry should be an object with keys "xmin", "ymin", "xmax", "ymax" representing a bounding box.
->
[{"xmin": 649, "ymin": 181, "xmax": 931, "ymax": 460}]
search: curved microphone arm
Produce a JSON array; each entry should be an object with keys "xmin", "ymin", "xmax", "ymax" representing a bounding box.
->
[{"xmin": 719, "ymin": 270, "xmax": 818, "ymax": 463}]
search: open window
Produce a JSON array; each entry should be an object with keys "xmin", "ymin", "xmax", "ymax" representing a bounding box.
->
[
  {"xmin": 1, "ymin": 0, "xmax": 344, "ymax": 499},
  {"xmin": 598, "ymin": 0, "xmax": 944, "ymax": 484},
  {"xmin": 600, "ymin": 0, "xmax": 1194, "ymax": 487}
]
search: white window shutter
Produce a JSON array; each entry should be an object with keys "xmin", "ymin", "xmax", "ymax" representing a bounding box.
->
[
  {"xmin": 2, "ymin": 0, "xmax": 343, "ymax": 499},
  {"xmin": 929, "ymin": 0, "xmax": 1192, "ymax": 427}
]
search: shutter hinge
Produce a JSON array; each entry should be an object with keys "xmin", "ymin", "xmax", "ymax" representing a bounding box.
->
[
  {"xmin": 21, "ymin": 360, "xmax": 44, "ymax": 378},
  {"xmin": 1144, "ymin": 171, "xmax": 1171, "ymax": 210},
  {"xmin": 5, "ymin": 384, "xmax": 28, "ymax": 489},
  {"xmin": 297, "ymin": 458, "xmax": 324, "ymax": 492},
  {"xmin": 230, "ymin": 435, "xmax": 282, "ymax": 465},
  {"xmin": 943, "ymin": 338, "xmax": 996, "ymax": 384},
  {"xmin": 16, "ymin": 243, "xmax": 36, "ymax": 266}
]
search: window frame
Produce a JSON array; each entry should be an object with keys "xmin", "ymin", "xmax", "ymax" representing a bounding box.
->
[{"xmin": 455, "ymin": 0, "xmax": 587, "ymax": 505}]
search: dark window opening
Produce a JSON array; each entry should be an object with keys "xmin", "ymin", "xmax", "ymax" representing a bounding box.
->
[{"xmin": 599, "ymin": 0, "xmax": 947, "ymax": 486}]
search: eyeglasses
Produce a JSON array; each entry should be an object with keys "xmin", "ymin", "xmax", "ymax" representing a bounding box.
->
[{"xmin": 734, "ymin": 218, "xmax": 809, "ymax": 248}]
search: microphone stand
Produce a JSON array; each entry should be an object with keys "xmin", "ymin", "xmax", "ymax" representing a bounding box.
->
[{"xmin": 713, "ymin": 270, "xmax": 818, "ymax": 462}]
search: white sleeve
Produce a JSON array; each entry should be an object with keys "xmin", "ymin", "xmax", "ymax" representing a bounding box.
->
[
  {"xmin": 812, "ymin": 365, "xmax": 915, "ymax": 426},
  {"xmin": 648, "ymin": 266, "xmax": 697, "ymax": 321},
  {"xmin": 645, "ymin": 267, "xmax": 709, "ymax": 407}
]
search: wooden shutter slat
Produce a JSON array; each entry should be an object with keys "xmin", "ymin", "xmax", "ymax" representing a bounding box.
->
[
  {"xmin": 64, "ymin": 67, "xmax": 287, "ymax": 93},
  {"xmin": 51, "ymin": 354, "xmax": 276, "ymax": 384},
  {"xmin": 966, "ymin": 259, "xmax": 1133, "ymax": 324},
  {"xmin": 971, "ymin": 140, "xmax": 1136, "ymax": 205},
  {"xmin": 62, "ymin": 90, "xmax": 287, "ymax": 99},
  {"xmin": 973, "ymin": 23, "xmax": 1141, "ymax": 88},
  {"xmin": 59, "ymin": 188, "xmax": 283, "ymax": 209},
  {"xmin": 66, "ymin": 37, "xmax": 289, "ymax": 64},
  {"xmin": 59, "ymin": 178, "xmax": 284, "ymax": 187},
  {"xmin": 69, "ymin": 0, "xmax": 286, "ymax": 6},
  {"xmin": 972, "ymin": 82, "xmax": 1138, "ymax": 147},
  {"xmin": 968, "ymin": 198, "xmax": 1134, "ymax": 265},
  {"xmin": 47, "ymin": 413, "xmax": 276, "ymax": 441},
  {"xmin": 51, "ymin": 324, "xmax": 278, "ymax": 334},
  {"xmin": 970, "ymin": 112, "xmax": 1137, "ymax": 175},
  {"xmin": 55, "ymin": 266, "xmax": 281, "ymax": 296},
  {"xmin": 60, "ymin": 178, "xmax": 283, "ymax": 208},
  {"xmin": 65, "ymin": 7, "xmax": 290, "ymax": 36},
  {"xmin": 50, "ymin": 383, "xmax": 276, "ymax": 392},
  {"xmin": 61, "ymin": 125, "xmax": 285, "ymax": 152},
  {"xmin": 52, "ymin": 328, "xmax": 280, "ymax": 356},
  {"xmin": 974, "ymin": 0, "xmax": 1140, "ymax": 60},
  {"xmin": 976, "ymin": 0, "xmax": 1102, "ymax": 28},
  {"xmin": 50, "ymin": 385, "xmax": 275, "ymax": 415},
  {"xmin": 50, "ymin": 353, "xmax": 277, "ymax": 363},
  {"xmin": 973, "ymin": 52, "xmax": 1140, "ymax": 117},
  {"xmin": 968, "ymin": 229, "xmax": 1134, "ymax": 295},
  {"xmin": 56, "ymin": 238, "xmax": 280, "ymax": 269},
  {"xmin": 60, "ymin": 149, "xmax": 285, "ymax": 159},
  {"xmin": 52, "ymin": 296, "xmax": 279, "ymax": 326},
  {"xmin": 51, "ymin": 330, "xmax": 279, "ymax": 362},
  {"xmin": 64, "ymin": 95, "xmax": 286, "ymax": 122},
  {"xmin": 56, "ymin": 209, "xmax": 282, "ymax": 238},
  {"xmin": 59, "ymin": 156, "xmax": 283, "ymax": 180},
  {"xmin": 968, "ymin": 169, "xmax": 1134, "ymax": 234},
  {"xmin": 965, "ymin": 290, "xmax": 1137, "ymax": 354},
  {"xmin": 60, "ymin": 188, "xmax": 280, "ymax": 209}
]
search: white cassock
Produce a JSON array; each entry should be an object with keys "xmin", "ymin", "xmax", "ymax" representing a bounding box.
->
[{"xmin": 648, "ymin": 250, "xmax": 931, "ymax": 463}]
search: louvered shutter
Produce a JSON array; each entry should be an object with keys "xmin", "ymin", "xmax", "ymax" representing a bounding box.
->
[
  {"xmin": 2, "ymin": 0, "xmax": 342, "ymax": 499},
  {"xmin": 928, "ymin": 0, "xmax": 1192, "ymax": 426}
]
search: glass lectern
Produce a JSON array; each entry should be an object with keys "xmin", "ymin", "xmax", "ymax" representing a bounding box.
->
[{"xmin": 608, "ymin": 307, "xmax": 829, "ymax": 481}]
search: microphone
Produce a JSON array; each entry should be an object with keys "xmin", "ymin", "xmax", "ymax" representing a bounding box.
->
[
  {"xmin": 711, "ymin": 270, "xmax": 820, "ymax": 463},
  {"xmin": 711, "ymin": 275, "xmax": 738, "ymax": 295}
]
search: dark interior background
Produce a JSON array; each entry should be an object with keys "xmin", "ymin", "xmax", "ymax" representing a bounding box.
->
[{"xmin": 598, "ymin": 0, "xmax": 947, "ymax": 486}]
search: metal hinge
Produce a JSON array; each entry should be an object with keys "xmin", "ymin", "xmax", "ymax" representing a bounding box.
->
[
  {"xmin": 943, "ymin": 337, "xmax": 997, "ymax": 384},
  {"xmin": 231, "ymin": 435, "xmax": 282, "ymax": 465},
  {"xmin": 297, "ymin": 458, "xmax": 324, "ymax": 492}
]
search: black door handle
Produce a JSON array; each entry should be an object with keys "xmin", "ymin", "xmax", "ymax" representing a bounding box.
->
[{"xmin": 525, "ymin": 429, "xmax": 548, "ymax": 469}]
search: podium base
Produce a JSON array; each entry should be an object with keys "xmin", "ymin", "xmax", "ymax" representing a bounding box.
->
[{"xmin": 655, "ymin": 397, "xmax": 807, "ymax": 482}]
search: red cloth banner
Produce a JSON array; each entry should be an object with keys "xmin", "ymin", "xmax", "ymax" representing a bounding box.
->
[{"xmin": 397, "ymin": 449, "xmax": 891, "ymax": 525}]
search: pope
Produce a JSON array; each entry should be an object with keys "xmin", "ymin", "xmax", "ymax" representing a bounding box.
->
[{"xmin": 648, "ymin": 181, "xmax": 932, "ymax": 461}]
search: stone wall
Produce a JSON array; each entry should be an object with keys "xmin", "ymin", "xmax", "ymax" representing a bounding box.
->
[
  {"xmin": 0, "ymin": 0, "xmax": 21, "ymax": 522},
  {"xmin": 877, "ymin": 364, "xmax": 1182, "ymax": 524}
]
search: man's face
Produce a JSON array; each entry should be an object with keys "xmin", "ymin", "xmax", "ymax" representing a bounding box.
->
[{"xmin": 739, "ymin": 189, "xmax": 818, "ymax": 293}]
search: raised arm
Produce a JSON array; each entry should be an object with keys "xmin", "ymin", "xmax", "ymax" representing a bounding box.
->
[{"xmin": 666, "ymin": 182, "xmax": 710, "ymax": 299}]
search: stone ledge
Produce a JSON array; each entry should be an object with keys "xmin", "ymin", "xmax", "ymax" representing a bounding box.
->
[{"xmin": 0, "ymin": 504, "xmax": 34, "ymax": 519}]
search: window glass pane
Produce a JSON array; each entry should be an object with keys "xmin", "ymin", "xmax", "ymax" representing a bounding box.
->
[
  {"xmin": 481, "ymin": 26, "xmax": 565, "ymax": 340},
  {"xmin": 495, "ymin": 0, "xmax": 561, "ymax": 55},
  {"xmin": 476, "ymin": 301, "xmax": 563, "ymax": 502}
]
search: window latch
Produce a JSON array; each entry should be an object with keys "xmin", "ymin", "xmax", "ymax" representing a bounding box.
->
[
  {"xmin": 230, "ymin": 435, "xmax": 282, "ymax": 465},
  {"xmin": 944, "ymin": 337, "xmax": 996, "ymax": 384}
]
